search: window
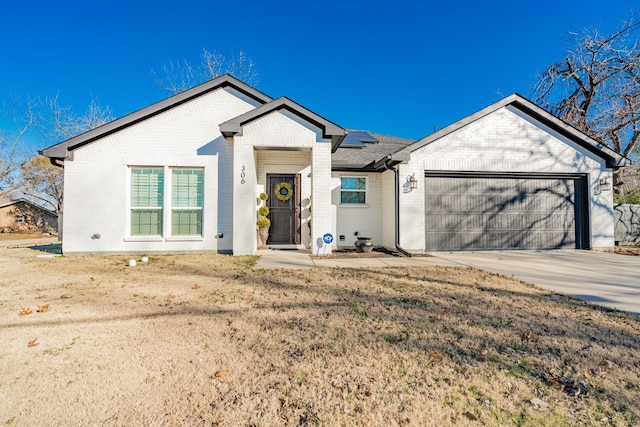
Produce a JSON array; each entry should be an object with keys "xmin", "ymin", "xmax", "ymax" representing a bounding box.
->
[
  {"xmin": 131, "ymin": 168, "xmax": 164, "ymax": 235},
  {"xmin": 15, "ymin": 215, "xmax": 25, "ymax": 223},
  {"xmin": 171, "ymin": 169, "xmax": 203, "ymax": 236},
  {"xmin": 340, "ymin": 176, "xmax": 367, "ymax": 204}
]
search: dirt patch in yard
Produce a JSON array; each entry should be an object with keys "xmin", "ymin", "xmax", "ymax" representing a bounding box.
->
[
  {"xmin": 311, "ymin": 247, "xmax": 400, "ymax": 259},
  {"xmin": 1, "ymin": 248, "xmax": 639, "ymax": 426},
  {"xmin": 311, "ymin": 247, "xmax": 432, "ymax": 259},
  {"xmin": 611, "ymin": 247, "xmax": 640, "ymax": 256}
]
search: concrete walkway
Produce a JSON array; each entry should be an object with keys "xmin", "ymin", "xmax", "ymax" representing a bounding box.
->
[
  {"xmin": 254, "ymin": 249, "xmax": 460, "ymax": 269},
  {"xmin": 0, "ymin": 237, "xmax": 59, "ymax": 247},
  {"xmin": 254, "ymin": 248, "xmax": 640, "ymax": 315}
]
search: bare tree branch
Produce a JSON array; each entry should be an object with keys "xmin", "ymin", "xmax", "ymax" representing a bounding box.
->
[
  {"xmin": 532, "ymin": 13, "xmax": 640, "ymax": 158},
  {"xmin": 0, "ymin": 98, "xmax": 39, "ymax": 197},
  {"xmin": 20, "ymin": 155, "xmax": 63, "ymax": 212},
  {"xmin": 42, "ymin": 95, "xmax": 114, "ymax": 141},
  {"xmin": 150, "ymin": 48, "xmax": 259, "ymax": 94}
]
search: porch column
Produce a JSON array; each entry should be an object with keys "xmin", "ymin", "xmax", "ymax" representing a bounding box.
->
[
  {"xmin": 232, "ymin": 142, "xmax": 257, "ymax": 255},
  {"xmin": 311, "ymin": 141, "xmax": 333, "ymax": 255}
]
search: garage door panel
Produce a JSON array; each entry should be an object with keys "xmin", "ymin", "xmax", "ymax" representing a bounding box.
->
[{"xmin": 425, "ymin": 176, "xmax": 577, "ymax": 251}]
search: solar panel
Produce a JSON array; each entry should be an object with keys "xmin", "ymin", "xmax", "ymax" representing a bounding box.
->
[{"xmin": 340, "ymin": 130, "xmax": 379, "ymax": 148}]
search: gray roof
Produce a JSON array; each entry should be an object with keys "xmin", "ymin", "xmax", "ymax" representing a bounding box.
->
[
  {"xmin": 219, "ymin": 97, "xmax": 346, "ymax": 151},
  {"xmin": 332, "ymin": 130, "xmax": 414, "ymax": 170},
  {"xmin": 0, "ymin": 197, "xmax": 57, "ymax": 215},
  {"xmin": 41, "ymin": 74, "xmax": 272, "ymax": 159},
  {"xmin": 400, "ymin": 93, "xmax": 630, "ymax": 169}
]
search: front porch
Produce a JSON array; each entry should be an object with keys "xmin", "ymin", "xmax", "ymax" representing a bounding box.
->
[{"xmin": 221, "ymin": 98, "xmax": 345, "ymax": 256}]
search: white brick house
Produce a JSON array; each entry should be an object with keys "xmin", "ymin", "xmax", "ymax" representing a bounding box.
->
[{"xmin": 42, "ymin": 75, "xmax": 627, "ymax": 255}]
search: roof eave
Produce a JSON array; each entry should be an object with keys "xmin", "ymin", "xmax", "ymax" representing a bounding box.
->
[
  {"xmin": 509, "ymin": 98, "xmax": 629, "ymax": 169},
  {"xmin": 40, "ymin": 74, "xmax": 272, "ymax": 159},
  {"xmin": 219, "ymin": 97, "xmax": 346, "ymax": 151},
  {"xmin": 400, "ymin": 93, "xmax": 629, "ymax": 169},
  {"xmin": 367, "ymin": 152, "xmax": 411, "ymax": 171}
]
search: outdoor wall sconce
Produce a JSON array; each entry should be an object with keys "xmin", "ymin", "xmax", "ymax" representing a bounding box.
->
[
  {"xmin": 599, "ymin": 176, "xmax": 611, "ymax": 191},
  {"xmin": 407, "ymin": 173, "xmax": 418, "ymax": 190}
]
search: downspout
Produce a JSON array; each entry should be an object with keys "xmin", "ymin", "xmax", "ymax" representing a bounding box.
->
[{"xmin": 384, "ymin": 160, "xmax": 412, "ymax": 257}]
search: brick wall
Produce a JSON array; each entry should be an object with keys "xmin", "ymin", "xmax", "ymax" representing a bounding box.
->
[
  {"xmin": 332, "ymin": 172, "xmax": 384, "ymax": 249},
  {"xmin": 62, "ymin": 87, "xmax": 259, "ymax": 254},
  {"xmin": 398, "ymin": 106, "xmax": 614, "ymax": 251}
]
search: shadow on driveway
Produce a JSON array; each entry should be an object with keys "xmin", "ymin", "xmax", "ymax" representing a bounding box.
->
[{"xmin": 429, "ymin": 250, "xmax": 640, "ymax": 315}]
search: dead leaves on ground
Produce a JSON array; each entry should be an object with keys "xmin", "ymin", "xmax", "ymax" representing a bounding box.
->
[
  {"xmin": 19, "ymin": 304, "xmax": 50, "ymax": 316},
  {"xmin": 19, "ymin": 307, "xmax": 32, "ymax": 316},
  {"xmin": 428, "ymin": 350, "xmax": 442, "ymax": 366},
  {"xmin": 210, "ymin": 370, "xmax": 228, "ymax": 380},
  {"xmin": 520, "ymin": 330, "xmax": 540, "ymax": 343},
  {"xmin": 28, "ymin": 338, "xmax": 39, "ymax": 347}
]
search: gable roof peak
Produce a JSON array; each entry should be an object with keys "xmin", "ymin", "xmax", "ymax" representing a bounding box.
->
[
  {"xmin": 403, "ymin": 93, "xmax": 629, "ymax": 169},
  {"xmin": 219, "ymin": 96, "xmax": 346, "ymax": 151},
  {"xmin": 41, "ymin": 74, "xmax": 272, "ymax": 160}
]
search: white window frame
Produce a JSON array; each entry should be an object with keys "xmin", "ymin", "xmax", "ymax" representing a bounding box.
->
[
  {"xmin": 129, "ymin": 167, "xmax": 164, "ymax": 237},
  {"xmin": 340, "ymin": 176, "xmax": 368, "ymax": 206},
  {"xmin": 170, "ymin": 168, "xmax": 204, "ymax": 237}
]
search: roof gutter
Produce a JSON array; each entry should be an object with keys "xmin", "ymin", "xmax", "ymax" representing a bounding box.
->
[{"xmin": 384, "ymin": 160, "xmax": 412, "ymax": 257}]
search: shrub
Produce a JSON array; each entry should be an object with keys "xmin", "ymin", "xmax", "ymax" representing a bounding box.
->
[
  {"xmin": 258, "ymin": 206, "xmax": 270, "ymax": 217},
  {"xmin": 615, "ymin": 191, "xmax": 640, "ymax": 204},
  {"xmin": 259, "ymin": 192, "xmax": 268, "ymax": 201},
  {"xmin": 257, "ymin": 217, "xmax": 271, "ymax": 228}
]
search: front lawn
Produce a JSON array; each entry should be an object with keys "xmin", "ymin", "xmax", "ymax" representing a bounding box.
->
[{"xmin": 1, "ymin": 249, "xmax": 638, "ymax": 426}]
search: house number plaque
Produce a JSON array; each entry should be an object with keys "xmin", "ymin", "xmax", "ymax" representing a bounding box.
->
[{"xmin": 240, "ymin": 165, "xmax": 246, "ymax": 184}]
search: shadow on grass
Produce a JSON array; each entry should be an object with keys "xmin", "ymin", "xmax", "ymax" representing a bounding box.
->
[{"xmin": 4, "ymin": 257, "xmax": 639, "ymax": 422}]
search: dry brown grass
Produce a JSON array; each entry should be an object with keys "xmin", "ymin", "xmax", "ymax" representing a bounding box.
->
[{"xmin": 1, "ymin": 248, "xmax": 639, "ymax": 426}]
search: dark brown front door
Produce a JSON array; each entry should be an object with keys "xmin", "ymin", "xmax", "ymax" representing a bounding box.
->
[{"xmin": 266, "ymin": 174, "xmax": 301, "ymax": 245}]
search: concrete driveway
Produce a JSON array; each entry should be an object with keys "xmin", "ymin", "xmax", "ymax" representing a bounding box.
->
[{"xmin": 430, "ymin": 250, "xmax": 640, "ymax": 315}]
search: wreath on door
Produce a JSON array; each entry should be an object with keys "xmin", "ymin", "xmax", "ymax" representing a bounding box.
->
[{"xmin": 274, "ymin": 181, "xmax": 293, "ymax": 202}]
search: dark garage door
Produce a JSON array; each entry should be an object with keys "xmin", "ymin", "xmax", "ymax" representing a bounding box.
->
[{"xmin": 424, "ymin": 174, "xmax": 588, "ymax": 251}]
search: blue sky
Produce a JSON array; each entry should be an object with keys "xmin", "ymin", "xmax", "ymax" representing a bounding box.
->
[{"xmin": 1, "ymin": 0, "xmax": 637, "ymax": 148}]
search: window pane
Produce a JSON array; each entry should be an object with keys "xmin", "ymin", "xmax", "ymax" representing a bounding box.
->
[
  {"xmin": 131, "ymin": 168, "xmax": 163, "ymax": 207},
  {"xmin": 172, "ymin": 169, "xmax": 203, "ymax": 207},
  {"xmin": 131, "ymin": 209, "xmax": 163, "ymax": 235},
  {"xmin": 172, "ymin": 209, "xmax": 202, "ymax": 235},
  {"xmin": 341, "ymin": 177, "xmax": 366, "ymax": 190},
  {"xmin": 341, "ymin": 191, "xmax": 366, "ymax": 204}
]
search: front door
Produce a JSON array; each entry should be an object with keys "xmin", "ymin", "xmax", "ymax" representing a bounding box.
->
[{"xmin": 266, "ymin": 174, "xmax": 301, "ymax": 245}]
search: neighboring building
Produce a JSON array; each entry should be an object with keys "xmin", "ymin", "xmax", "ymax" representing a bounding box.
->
[
  {"xmin": 41, "ymin": 75, "xmax": 627, "ymax": 255},
  {"xmin": 0, "ymin": 198, "xmax": 57, "ymax": 234}
]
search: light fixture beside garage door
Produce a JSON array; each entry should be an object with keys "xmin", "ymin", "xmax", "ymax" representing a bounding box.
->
[{"xmin": 407, "ymin": 173, "xmax": 418, "ymax": 190}]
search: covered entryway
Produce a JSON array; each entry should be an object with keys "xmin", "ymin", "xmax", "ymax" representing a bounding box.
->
[
  {"xmin": 267, "ymin": 174, "xmax": 301, "ymax": 245},
  {"xmin": 424, "ymin": 172, "xmax": 590, "ymax": 251}
]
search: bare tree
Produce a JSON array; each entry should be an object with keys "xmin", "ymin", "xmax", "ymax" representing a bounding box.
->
[
  {"xmin": 0, "ymin": 95, "xmax": 114, "ymax": 208},
  {"xmin": 150, "ymin": 48, "xmax": 258, "ymax": 94},
  {"xmin": 20, "ymin": 155, "xmax": 63, "ymax": 212},
  {"xmin": 20, "ymin": 96, "xmax": 114, "ymax": 212},
  {"xmin": 42, "ymin": 95, "xmax": 114, "ymax": 141},
  {"xmin": 616, "ymin": 162, "xmax": 640, "ymax": 203},
  {"xmin": 0, "ymin": 98, "xmax": 38, "ymax": 198},
  {"xmin": 533, "ymin": 15, "xmax": 640, "ymax": 158}
]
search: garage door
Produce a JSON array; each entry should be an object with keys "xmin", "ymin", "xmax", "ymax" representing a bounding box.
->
[{"xmin": 424, "ymin": 174, "xmax": 585, "ymax": 251}]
